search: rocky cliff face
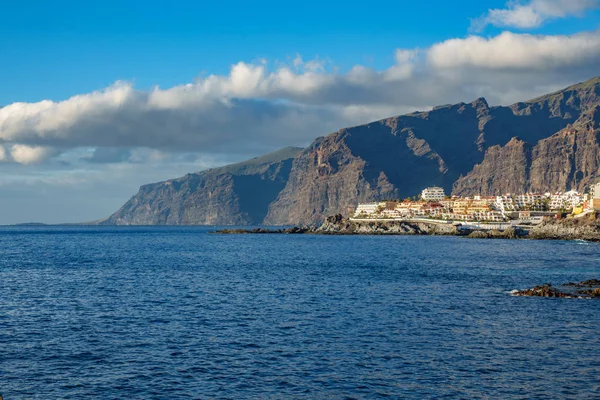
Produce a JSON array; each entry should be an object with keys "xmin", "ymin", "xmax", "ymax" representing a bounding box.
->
[
  {"xmin": 451, "ymin": 137, "xmax": 533, "ymax": 195},
  {"xmin": 105, "ymin": 77, "xmax": 600, "ymax": 226},
  {"xmin": 266, "ymin": 77, "xmax": 600, "ymax": 224},
  {"xmin": 454, "ymin": 99, "xmax": 600, "ymax": 195},
  {"xmin": 102, "ymin": 147, "xmax": 302, "ymax": 225}
]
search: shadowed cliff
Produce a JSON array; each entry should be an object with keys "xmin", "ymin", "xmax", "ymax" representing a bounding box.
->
[{"xmin": 101, "ymin": 147, "xmax": 302, "ymax": 225}]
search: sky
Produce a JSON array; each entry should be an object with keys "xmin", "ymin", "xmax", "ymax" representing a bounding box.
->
[{"xmin": 0, "ymin": 0, "xmax": 599, "ymax": 224}]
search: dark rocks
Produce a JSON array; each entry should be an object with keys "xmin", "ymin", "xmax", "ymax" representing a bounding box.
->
[
  {"xmin": 563, "ymin": 279, "xmax": 600, "ymax": 287},
  {"xmin": 215, "ymin": 213, "xmax": 600, "ymax": 242},
  {"xmin": 316, "ymin": 214, "xmax": 458, "ymax": 235},
  {"xmin": 466, "ymin": 228, "xmax": 522, "ymax": 239},
  {"xmin": 512, "ymin": 284, "xmax": 574, "ymax": 298},
  {"xmin": 467, "ymin": 230, "xmax": 489, "ymax": 239},
  {"xmin": 528, "ymin": 214, "xmax": 600, "ymax": 241},
  {"xmin": 214, "ymin": 226, "xmax": 314, "ymax": 234},
  {"xmin": 214, "ymin": 215, "xmax": 461, "ymax": 236},
  {"xmin": 512, "ymin": 279, "xmax": 600, "ymax": 298},
  {"xmin": 576, "ymin": 288, "xmax": 600, "ymax": 297}
]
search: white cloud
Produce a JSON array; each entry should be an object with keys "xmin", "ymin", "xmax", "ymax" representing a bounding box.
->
[
  {"xmin": 0, "ymin": 30, "xmax": 599, "ymax": 167},
  {"xmin": 428, "ymin": 30, "xmax": 600, "ymax": 70},
  {"xmin": 11, "ymin": 145, "xmax": 55, "ymax": 165},
  {"xmin": 10, "ymin": 145, "xmax": 56, "ymax": 165},
  {"xmin": 472, "ymin": 0, "xmax": 599, "ymax": 30}
]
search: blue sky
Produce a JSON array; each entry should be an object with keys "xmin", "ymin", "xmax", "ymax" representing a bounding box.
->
[
  {"xmin": 2, "ymin": 0, "xmax": 598, "ymax": 104},
  {"xmin": 0, "ymin": 0, "xmax": 599, "ymax": 223}
]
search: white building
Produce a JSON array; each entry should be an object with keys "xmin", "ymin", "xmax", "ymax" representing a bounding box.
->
[
  {"xmin": 591, "ymin": 182, "xmax": 600, "ymax": 199},
  {"xmin": 549, "ymin": 190, "xmax": 583, "ymax": 211},
  {"xmin": 494, "ymin": 195, "xmax": 516, "ymax": 214},
  {"xmin": 421, "ymin": 187, "xmax": 445, "ymax": 201},
  {"xmin": 354, "ymin": 203, "xmax": 379, "ymax": 217},
  {"xmin": 513, "ymin": 193, "xmax": 544, "ymax": 209},
  {"xmin": 382, "ymin": 208, "xmax": 410, "ymax": 219}
]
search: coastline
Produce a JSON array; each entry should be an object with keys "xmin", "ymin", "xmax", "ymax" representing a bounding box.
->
[{"xmin": 214, "ymin": 214, "xmax": 600, "ymax": 242}]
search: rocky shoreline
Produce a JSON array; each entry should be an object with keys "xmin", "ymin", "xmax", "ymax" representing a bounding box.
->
[
  {"xmin": 214, "ymin": 213, "xmax": 600, "ymax": 241},
  {"xmin": 512, "ymin": 279, "xmax": 600, "ymax": 298}
]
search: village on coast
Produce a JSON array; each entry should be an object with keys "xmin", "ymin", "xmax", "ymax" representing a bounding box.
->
[{"xmin": 352, "ymin": 183, "xmax": 600, "ymax": 230}]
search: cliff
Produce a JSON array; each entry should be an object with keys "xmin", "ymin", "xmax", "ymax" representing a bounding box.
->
[
  {"xmin": 453, "ymin": 79, "xmax": 600, "ymax": 196},
  {"xmin": 105, "ymin": 77, "xmax": 600, "ymax": 226},
  {"xmin": 266, "ymin": 77, "xmax": 600, "ymax": 224},
  {"xmin": 102, "ymin": 147, "xmax": 302, "ymax": 225}
]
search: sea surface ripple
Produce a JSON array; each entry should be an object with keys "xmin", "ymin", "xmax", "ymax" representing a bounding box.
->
[{"xmin": 1, "ymin": 226, "xmax": 600, "ymax": 399}]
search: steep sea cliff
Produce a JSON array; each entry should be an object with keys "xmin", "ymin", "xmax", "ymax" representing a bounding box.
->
[{"xmin": 105, "ymin": 77, "xmax": 600, "ymax": 226}]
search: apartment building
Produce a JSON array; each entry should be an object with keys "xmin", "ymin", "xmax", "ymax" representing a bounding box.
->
[{"xmin": 421, "ymin": 187, "xmax": 445, "ymax": 201}]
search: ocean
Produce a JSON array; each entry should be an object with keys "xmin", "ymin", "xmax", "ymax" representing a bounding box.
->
[{"xmin": 1, "ymin": 226, "xmax": 599, "ymax": 399}]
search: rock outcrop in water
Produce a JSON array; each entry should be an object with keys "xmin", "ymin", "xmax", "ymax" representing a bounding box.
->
[
  {"xmin": 105, "ymin": 77, "xmax": 600, "ymax": 225},
  {"xmin": 513, "ymin": 279, "xmax": 600, "ymax": 298},
  {"xmin": 513, "ymin": 284, "xmax": 575, "ymax": 298},
  {"xmin": 310, "ymin": 213, "xmax": 600, "ymax": 240}
]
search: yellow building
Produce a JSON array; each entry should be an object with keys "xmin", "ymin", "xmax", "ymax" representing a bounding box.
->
[
  {"xmin": 452, "ymin": 200, "xmax": 470, "ymax": 214},
  {"xmin": 467, "ymin": 202, "xmax": 492, "ymax": 213}
]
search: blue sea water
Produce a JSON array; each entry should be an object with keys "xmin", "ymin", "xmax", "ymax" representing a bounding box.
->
[{"xmin": 1, "ymin": 227, "xmax": 600, "ymax": 399}]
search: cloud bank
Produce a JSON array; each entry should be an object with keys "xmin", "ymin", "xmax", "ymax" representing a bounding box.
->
[{"xmin": 1, "ymin": 30, "xmax": 600, "ymax": 167}]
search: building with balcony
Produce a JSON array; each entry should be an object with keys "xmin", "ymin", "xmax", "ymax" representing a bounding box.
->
[
  {"xmin": 421, "ymin": 187, "xmax": 445, "ymax": 201},
  {"xmin": 354, "ymin": 203, "xmax": 380, "ymax": 217}
]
